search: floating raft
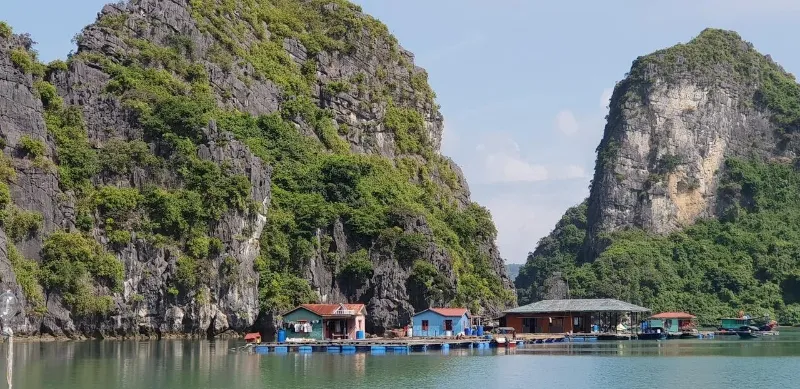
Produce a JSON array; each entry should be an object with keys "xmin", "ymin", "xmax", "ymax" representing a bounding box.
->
[{"xmin": 250, "ymin": 338, "xmax": 501, "ymax": 354}]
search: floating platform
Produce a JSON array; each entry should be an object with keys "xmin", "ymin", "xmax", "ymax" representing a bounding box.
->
[{"xmin": 248, "ymin": 337, "xmax": 499, "ymax": 354}]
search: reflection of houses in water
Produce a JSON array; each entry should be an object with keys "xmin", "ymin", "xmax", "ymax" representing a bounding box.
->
[
  {"xmin": 352, "ymin": 352, "xmax": 366, "ymax": 377},
  {"xmin": 282, "ymin": 303, "xmax": 367, "ymax": 340}
]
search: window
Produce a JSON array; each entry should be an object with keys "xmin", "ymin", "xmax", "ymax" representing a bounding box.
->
[
  {"xmin": 422, "ymin": 320, "xmax": 429, "ymax": 331},
  {"xmin": 444, "ymin": 320, "xmax": 453, "ymax": 331}
]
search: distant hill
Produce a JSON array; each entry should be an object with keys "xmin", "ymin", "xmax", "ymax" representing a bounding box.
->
[{"xmin": 505, "ymin": 264, "xmax": 522, "ymax": 282}]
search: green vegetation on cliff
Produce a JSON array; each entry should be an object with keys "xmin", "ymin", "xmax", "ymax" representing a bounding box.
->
[
  {"xmin": 5, "ymin": 0, "xmax": 511, "ymax": 319},
  {"xmin": 627, "ymin": 28, "xmax": 800, "ymax": 133},
  {"xmin": 518, "ymin": 158, "xmax": 800, "ymax": 325}
]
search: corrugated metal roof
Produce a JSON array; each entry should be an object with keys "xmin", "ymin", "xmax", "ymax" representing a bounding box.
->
[
  {"xmin": 429, "ymin": 308, "xmax": 470, "ymax": 317},
  {"xmin": 650, "ymin": 312, "xmax": 695, "ymax": 319},
  {"xmin": 297, "ymin": 303, "xmax": 366, "ymax": 317},
  {"xmin": 503, "ymin": 299, "xmax": 650, "ymax": 314}
]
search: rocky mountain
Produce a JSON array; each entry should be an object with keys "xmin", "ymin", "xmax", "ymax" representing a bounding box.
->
[
  {"xmin": 0, "ymin": 0, "xmax": 514, "ymax": 339},
  {"xmin": 517, "ymin": 29, "xmax": 800, "ymax": 324}
]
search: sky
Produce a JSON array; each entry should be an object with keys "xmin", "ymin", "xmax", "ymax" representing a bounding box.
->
[{"xmin": 5, "ymin": 0, "xmax": 800, "ymax": 264}]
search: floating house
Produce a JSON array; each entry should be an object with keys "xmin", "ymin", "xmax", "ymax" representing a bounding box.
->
[
  {"xmin": 412, "ymin": 308, "xmax": 470, "ymax": 337},
  {"xmin": 282, "ymin": 303, "xmax": 367, "ymax": 340},
  {"xmin": 639, "ymin": 312, "xmax": 697, "ymax": 339},
  {"xmin": 499, "ymin": 299, "xmax": 650, "ymax": 334},
  {"xmin": 647, "ymin": 312, "xmax": 696, "ymax": 333}
]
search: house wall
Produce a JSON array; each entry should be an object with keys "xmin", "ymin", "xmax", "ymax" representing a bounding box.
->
[
  {"xmin": 412, "ymin": 312, "xmax": 470, "ymax": 336},
  {"xmin": 283, "ymin": 308, "xmax": 324, "ymax": 340},
  {"xmin": 348, "ymin": 314, "xmax": 365, "ymax": 338},
  {"xmin": 505, "ymin": 313, "xmax": 596, "ymax": 334}
]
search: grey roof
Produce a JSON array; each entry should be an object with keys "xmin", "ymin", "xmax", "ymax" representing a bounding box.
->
[{"xmin": 504, "ymin": 299, "xmax": 650, "ymax": 314}]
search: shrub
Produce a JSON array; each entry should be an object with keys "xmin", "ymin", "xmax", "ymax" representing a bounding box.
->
[
  {"xmin": 0, "ymin": 182, "xmax": 10, "ymax": 211},
  {"xmin": 44, "ymin": 105, "xmax": 99, "ymax": 190},
  {"xmin": 186, "ymin": 235, "xmax": 210, "ymax": 259},
  {"xmin": 175, "ymin": 255, "xmax": 211, "ymax": 293},
  {"xmin": 47, "ymin": 60, "xmax": 68, "ymax": 73},
  {"xmin": 9, "ymin": 48, "xmax": 33, "ymax": 73},
  {"xmin": 96, "ymin": 186, "xmax": 142, "ymax": 221},
  {"xmin": 40, "ymin": 231, "xmax": 123, "ymax": 316},
  {"xmin": 18, "ymin": 135, "xmax": 45, "ymax": 159},
  {"xmin": 99, "ymin": 139, "xmax": 159, "ymax": 176},
  {"xmin": 384, "ymin": 105, "xmax": 427, "ymax": 154},
  {"xmin": 7, "ymin": 242, "xmax": 45, "ymax": 313},
  {"xmin": 0, "ymin": 21, "xmax": 11, "ymax": 39},
  {"xmin": 107, "ymin": 229, "xmax": 132, "ymax": 246},
  {"xmin": 34, "ymin": 81, "xmax": 62, "ymax": 109},
  {"xmin": 324, "ymin": 81, "xmax": 349, "ymax": 95},
  {"xmin": 395, "ymin": 233, "xmax": 427, "ymax": 266},
  {"xmin": 339, "ymin": 249, "xmax": 373, "ymax": 283},
  {"xmin": 0, "ymin": 153, "xmax": 15, "ymax": 182},
  {"xmin": 6, "ymin": 209, "xmax": 43, "ymax": 242}
]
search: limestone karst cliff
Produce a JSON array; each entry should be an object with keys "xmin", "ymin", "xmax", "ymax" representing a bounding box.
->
[
  {"xmin": 0, "ymin": 0, "xmax": 514, "ymax": 339},
  {"xmin": 517, "ymin": 29, "xmax": 800, "ymax": 323}
]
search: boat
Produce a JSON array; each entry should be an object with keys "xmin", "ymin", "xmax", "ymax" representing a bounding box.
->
[
  {"xmin": 737, "ymin": 325, "xmax": 767, "ymax": 339},
  {"xmin": 717, "ymin": 313, "xmax": 779, "ymax": 337},
  {"xmin": 492, "ymin": 327, "xmax": 517, "ymax": 347},
  {"xmin": 638, "ymin": 312, "xmax": 697, "ymax": 340}
]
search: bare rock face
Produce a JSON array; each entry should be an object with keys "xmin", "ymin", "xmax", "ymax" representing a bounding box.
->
[
  {"xmin": 584, "ymin": 29, "xmax": 791, "ymax": 257},
  {"xmin": 0, "ymin": 0, "xmax": 513, "ymax": 338}
]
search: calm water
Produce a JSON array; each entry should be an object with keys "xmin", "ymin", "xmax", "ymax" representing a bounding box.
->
[{"xmin": 4, "ymin": 332, "xmax": 800, "ymax": 388}]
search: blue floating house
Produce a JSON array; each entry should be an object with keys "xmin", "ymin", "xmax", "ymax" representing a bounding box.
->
[{"xmin": 412, "ymin": 308, "xmax": 470, "ymax": 337}]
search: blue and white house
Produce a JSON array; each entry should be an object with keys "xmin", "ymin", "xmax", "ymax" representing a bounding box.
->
[{"xmin": 412, "ymin": 308, "xmax": 470, "ymax": 337}]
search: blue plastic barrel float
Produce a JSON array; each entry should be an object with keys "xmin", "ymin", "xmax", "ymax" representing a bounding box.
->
[
  {"xmin": 356, "ymin": 330, "xmax": 365, "ymax": 340},
  {"xmin": 476, "ymin": 326, "xmax": 484, "ymax": 336},
  {"xmin": 277, "ymin": 329, "xmax": 287, "ymax": 343},
  {"xmin": 465, "ymin": 328, "xmax": 472, "ymax": 336}
]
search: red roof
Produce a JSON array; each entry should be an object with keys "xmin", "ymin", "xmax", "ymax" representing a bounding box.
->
[
  {"xmin": 650, "ymin": 312, "xmax": 696, "ymax": 319},
  {"xmin": 427, "ymin": 308, "xmax": 470, "ymax": 318},
  {"xmin": 244, "ymin": 333, "xmax": 261, "ymax": 340},
  {"xmin": 299, "ymin": 303, "xmax": 366, "ymax": 317}
]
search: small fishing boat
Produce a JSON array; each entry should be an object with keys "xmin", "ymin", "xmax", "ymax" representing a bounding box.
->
[
  {"xmin": 492, "ymin": 327, "xmax": 517, "ymax": 347},
  {"xmin": 737, "ymin": 325, "xmax": 762, "ymax": 339}
]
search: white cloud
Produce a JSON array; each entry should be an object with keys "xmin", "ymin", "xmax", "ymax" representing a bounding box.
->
[
  {"xmin": 484, "ymin": 153, "xmax": 548, "ymax": 183},
  {"xmin": 473, "ymin": 135, "xmax": 548, "ymax": 183},
  {"xmin": 563, "ymin": 164, "xmax": 588, "ymax": 179},
  {"xmin": 555, "ymin": 110, "xmax": 579, "ymax": 135},
  {"xmin": 600, "ymin": 88, "xmax": 613, "ymax": 109},
  {"xmin": 440, "ymin": 121, "xmax": 458, "ymax": 155},
  {"xmin": 486, "ymin": 191, "xmax": 579, "ymax": 263}
]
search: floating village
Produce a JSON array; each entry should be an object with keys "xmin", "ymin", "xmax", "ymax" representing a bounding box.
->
[{"xmin": 241, "ymin": 299, "xmax": 780, "ymax": 355}]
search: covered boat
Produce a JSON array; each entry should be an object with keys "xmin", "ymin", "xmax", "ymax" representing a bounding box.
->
[{"xmin": 493, "ymin": 327, "xmax": 517, "ymax": 347}]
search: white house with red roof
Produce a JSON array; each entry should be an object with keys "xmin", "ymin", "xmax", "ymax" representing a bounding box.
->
[{"xmin": 412, "ymin": 308, "xmax": 471, "ymax": 337}]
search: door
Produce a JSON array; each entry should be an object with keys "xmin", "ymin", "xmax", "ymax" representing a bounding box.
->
[
  {"xmin": 551, "ymin": 317, "xmax": 564, "ymax": 333},
  {"xmin": 522, "ymin": 318, "xmax": 534, "ymax": 333}
]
